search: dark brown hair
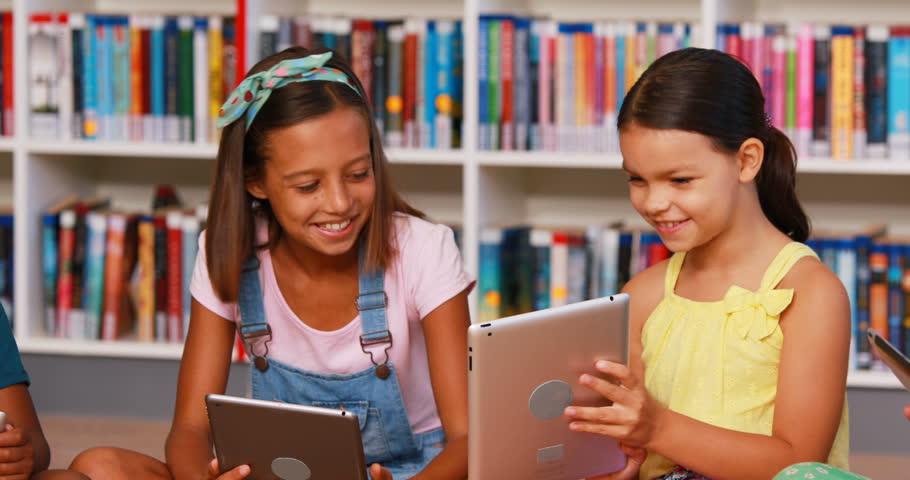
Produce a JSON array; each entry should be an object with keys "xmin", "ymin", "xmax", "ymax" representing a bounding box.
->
[
  {"xmin": 617, "ymin": 47, "xmax": 810, "ymax": 242},
  {"xmin": 207, "ymin": 46, "xmax": 424, "ymax": 302}
]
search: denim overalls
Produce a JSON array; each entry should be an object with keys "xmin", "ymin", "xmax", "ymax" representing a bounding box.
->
[{"xmin": 236, "ymin": 247, "xmax": 445, "ymax": 478}]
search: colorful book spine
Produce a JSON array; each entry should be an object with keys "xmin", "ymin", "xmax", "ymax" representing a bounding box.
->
[
  {"xmin": 208, "ymin": 16, "xmax": 223, "ymax": 144},
  {"xmin": 83, "ymin": 211, "xmax": 107, "ymax": 340},
  {"xmin": 100, "ymin": 213, "xmax": 126, "ymax": 340},
  {"xmin": 478, "ymin": 228, "xmax": 503, "ymax": 323},
  {"xmin": 177, "ymin": 16, "xmax": 195, "ymax": 142},
  {"xmin": 853, "ymin": 27, "xmax": 867, "ymax": 160},
  {"xmin": 385, "ymin": 23, "xmax": 405, "ymax": 148},
  {"xmin": 888, "ymin": 27, "xmax": 910, "ymax": 160},
  {"xmin": 137, "ymin": 216, "xmax": 155, "ymax": 342},
  {"xmin": 477, "ymin": 17, "xmax": 489, "ymax": 151},
  {"xmin": 166, "ymin": 211, "xmax": 183, "ymax": 342},
  {"xmin": 549, "ymin": 231, "xmax": 569, "ymax": 308},
  {"xmin": 812, "ymin": 26, "xmax": 831, "ymax": 157},
  {"xmin": 796, "ymin": 24, "xmax": 814, "ymax": 157},
  {"xmin": 182, "ymin": 213, "xmax": 199, "ymax": 339},
  {"xmin": 869, "ymin": 244, "xmax": 889, "ymax": 342},
  {"xmin": 888, "ymin": 245, "xmax": 905, "ymax": 351},
  {"xmin": 831, "ymin": 26, "xmax": 854, "ymax": 160},
  {"xmin": 435, "ymin": 20, "xmax": 454, "ymax": 150},
  {"xmin": 112, "ymin": 16, "xmax": 130, "ymax": 142},
  {"xmin": 865, "ymin": 25, "xmax": 889, "ymax": 158},
  {"xmin": 500, "ymin": 18, "xmax": 515, "ymax": 151}
]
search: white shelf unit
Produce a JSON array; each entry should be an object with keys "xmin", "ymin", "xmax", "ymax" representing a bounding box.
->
[{"xmin": 7, "ymin": 0, "xmax": 909, "ymax": 390}]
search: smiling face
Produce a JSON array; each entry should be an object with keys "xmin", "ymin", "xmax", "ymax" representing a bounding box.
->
[
  {"xmin": 247, "ymin": 106, "xmax": 375, "ymax": 259},
  {"xmin": 620, "ymin": 123, "xmax": 747, "ymax": 253}
]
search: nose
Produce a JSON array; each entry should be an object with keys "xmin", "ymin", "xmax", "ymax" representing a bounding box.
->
[
  {"xmin": 323, "ymin": 179, "xmax": 353, "ymax": 215},
  {"xmin": 643, "ymin": 186, "xmax": 671, "ymax": 217}
]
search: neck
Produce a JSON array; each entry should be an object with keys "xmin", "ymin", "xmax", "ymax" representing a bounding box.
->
[
  {"xmin": 685, "ymin": 193, "xmax": 789, "ymax": 274},
  {"xmin": 274, "ymin": 236, "xmax": 359, "ymax": 279}
]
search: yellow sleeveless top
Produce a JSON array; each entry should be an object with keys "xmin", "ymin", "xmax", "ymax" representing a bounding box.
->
[{"xmin": 639, "ymin": 242, "xmax": 850, "ymax": 480}]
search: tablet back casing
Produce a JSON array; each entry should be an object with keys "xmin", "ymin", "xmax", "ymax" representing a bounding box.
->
[
  {"xmin": 468, "ymin": 294, "xmax": 630, "ymax": 480},
  {"xmin": 207, "ymin": 394, "xmax": 368, "ymax": 480}
]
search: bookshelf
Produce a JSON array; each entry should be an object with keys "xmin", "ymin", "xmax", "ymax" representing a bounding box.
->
[{"xmin": 7, "ymin": 0, "xmax": 909, "ymax": 391}]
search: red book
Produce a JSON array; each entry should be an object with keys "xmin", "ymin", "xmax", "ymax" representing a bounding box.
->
[
  {"xmin": 500, "ymin": 19, "xmax": 514, "ymax": 151},
  {"xmin": 153, "ymin": 215, "xmax": 169, "ymax": 342},
  {"xmin": 352, "ymin": 20, "xmax": 374, "ymax": 103},
  {"xmin": 56, "ymin": 210, "xmax": 77, "ymax": 337},
  {"xmin": 101, "ymin": 214, "xmax": 127, "ymax": 340},
  {"xmin": 3, "ymin": 13, "xmax": 14, "ymax": 136},
  {"xmin": 648, "ymin": 242, "xmax": 670, "ymax": 267},
  {"xmin": 402, "ymin": 22, "xmax": 418, "ymax": 147},
  {"xmin": 166, "ymin": 211, "xmax": 183, "ymax": 342}
]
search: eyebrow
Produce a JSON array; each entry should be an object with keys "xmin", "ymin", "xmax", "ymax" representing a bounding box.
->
[
  {"xmin": 282, "ymin": 153, "xmax": 372, "ymax": 181},
  {"xmin": 622, "ymin": 162, "xmax": 698, "ymax": 177}
]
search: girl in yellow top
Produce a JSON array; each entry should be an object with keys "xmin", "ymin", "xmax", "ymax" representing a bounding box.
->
[{"xmin": 564, "ymin": 48, "xmax": 851, "ymax": 480}]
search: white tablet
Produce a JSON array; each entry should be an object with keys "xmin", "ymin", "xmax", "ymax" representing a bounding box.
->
[
  {"xmin": 468, "ymin": 294, "xmax": 630, "ymax": 480},
  {"xmin": 206, "ymin": 394, "xmax": 368, "ymax": 480}
]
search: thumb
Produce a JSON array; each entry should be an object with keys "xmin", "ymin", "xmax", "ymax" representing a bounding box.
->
[
  {"xmin": 370, "ymin": 463, "xmax": 392, "ymax": 480},
  {"xmin": 620, "ymin": 444, "xmax": 647, "ymax": 465},
  {"xmin": 219, "ymin": 464, "xmax": 251, "ymax": 480}
]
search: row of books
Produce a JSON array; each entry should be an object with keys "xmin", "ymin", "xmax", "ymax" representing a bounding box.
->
[
  {"xmin": 0, "ymin": 13, "xmax": 13, "ymax": 137},
  {"xmin": 258, "ymin": 16, "xmax": 464, "ymax": 150},
  {"xmin": 478, "ymin": 18, "xmax": 695, "ymax": 153},
  {"xmin": 807, "ymin": 230, "xmax": 910, "ymax": 369},
  {"xmin": 716, "ymin": 23, "xmax": 910, "ymax": 161},
  {"xmin": 42, "ymin": 193, "xmax": 205, "ymax": 343},
  {"xmin": 29, "ymin": 12, "xmax": 239, "ymax": 144},
  {"xmin": 0, "ymin": 209, "xmax": 11, "ymax": 323},
  {"xmin": 477, "ymin": 226, "xmax": 670, "ymax": 323}
]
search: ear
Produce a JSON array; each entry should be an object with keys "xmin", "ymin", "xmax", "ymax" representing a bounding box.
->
[
  {"xmin": 246, "ymin": 178, "xmax": 268, "ymax": 200},
  {"xmin": 736, "ymin": 137, "xmax": 764, "ymax": 183}
]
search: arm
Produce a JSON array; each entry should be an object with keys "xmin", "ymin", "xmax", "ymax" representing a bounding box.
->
[
  {"xmin": 408, "ymin": 289, "xmax": 471, "ymax": 480},
  {"xmin": 165, "ymin": 299, "xmax": 241, "ymax": 480},
  {"xmin": 0, "ymin": 384, "xmax": 51, "ymax": 477},
  {"xmin": 569, "ymin": 258, "xmax": 851, "ymax": 480}
]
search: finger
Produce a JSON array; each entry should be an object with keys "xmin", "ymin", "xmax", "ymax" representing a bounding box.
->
[
  {"xmin": 578, "ymin": 374, "xmax": 636, "ymax": 406},
  {"xmin": 904, "ymin": 405, "xmax": 910, "ymax": 422},
  {"xmin": 567, "ymin": 420, "xmax": 629, "ymax": 440},
  {"xmin": 369, "ymin": 464, "xmax": 382, "ymax": 480},
  {"xmin": 595, "ymin": 361, "xmax": 638, "ymax": 390},
  {"xmin": 0, "ymin": 430, "xmax": 27, "ymax": 449},
  {"xmin": 620, "ymin": 444, "xmax": 647, "ymax": 464},
  {"xmin": 564, "ymin": 405, "xmax": 621, "ymax": 424},
  {"xmin": 218, "ymin": 464, "xmax": 250, "ymax": 480},
  {"xmin": 207, "ymin": 459, "xmax": 220, "ymax": 477},
  {"xmin": 0, "ymin": 446, "xmax": 28, "ymax": 464},
  {"xmin": 0, "ymin": 458, "xmax": 30, "ymax": 476}
]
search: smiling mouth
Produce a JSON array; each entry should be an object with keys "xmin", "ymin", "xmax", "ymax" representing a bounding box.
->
[{"xmin": 316, "ymin": 219, "xmax": 352, "ymax": 231}]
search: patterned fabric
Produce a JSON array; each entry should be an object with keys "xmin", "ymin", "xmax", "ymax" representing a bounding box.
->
[
  {"xmin": 216, "ymin": 51, "xmax": 361, "ymax": 130},
  {"xmin": 651, "ymin": 466, "xmax": 713, "ymax": 480},
  {"xmin": 774, "ymin": 463, "xmax": 869, "ymax": 479},
  {"xmin": 638, "ymin": 242, "xmax": 850, "ymax": 479}
]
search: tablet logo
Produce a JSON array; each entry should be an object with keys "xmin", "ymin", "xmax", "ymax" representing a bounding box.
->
[
  {"xmin": 528, "ymin": 380, "xmax": 573, "ymax": 420},
  {"xmin": 271, "ymin": 457, "xmax": 312, "ymax": 480}
]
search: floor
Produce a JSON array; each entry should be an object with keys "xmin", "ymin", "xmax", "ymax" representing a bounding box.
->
[{"xmin": 40, "ymin": 415, "xmax": 910, "ymax": 479}]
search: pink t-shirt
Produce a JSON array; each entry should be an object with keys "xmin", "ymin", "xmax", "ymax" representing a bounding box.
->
[{"xmin": 190, "ymin": 213, "xmax": 474, "ymax": 434}]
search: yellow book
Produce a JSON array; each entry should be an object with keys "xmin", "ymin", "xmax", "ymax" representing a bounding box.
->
[
  {"xmin": 137, "ymin": 218, "xmax": 156, "ymax": 342},
  {"xmin": 625, "ymin": 23, "xmax": 639, "ymax": 91},
  {"xmin": 129, "ymin": 15, "xmax": 144, "ymax": 141},
  {"xmin": 209, "ymin": 16, "xmax": 224, "ymax": 144},
  {"xmin": 831, "ymin": 28, "xmax": 854, "ymax": 160}
]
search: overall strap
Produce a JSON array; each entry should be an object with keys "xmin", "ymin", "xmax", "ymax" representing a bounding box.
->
[
  {"xmin": 238, "ymin": 257, "xmax": 272, "ymax": 370},
  {"xmin": 356, "ymin": 242, "xmax": 392, "ymax": 372}
]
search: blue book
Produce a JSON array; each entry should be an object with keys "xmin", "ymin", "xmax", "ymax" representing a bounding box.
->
[
  {"xmin": 434, "ymin": 20, "xmax": 455, "ymax": 150},
  {"xmin": 424, "ymin": 21, "xmax": 437, "ymax": 149},
  {"xmin": 855, "ymin": 235, "xmax": 873, "ymax": 368},
  {"xmin": 151, "ymin": 16, "xmax": 166, "ymax": 142},
  {"xmin": 478, "ymin": 228, "xmax": 503, "ymax": 323},
  {"xmin": 478, "ymin": 17, "xmax": 489, "ymax": 151},
  {"xmin": 82, "ymin": 212, "xmax": 107, "ymax": 340},
  {"xmin": 112, "ymin": 16, "xmax": 130, "ymax": 142},
  {"xmin": 97, "ymin": 16, "xmax": 115, "ymax": 141},
  {"xmin": 888, "ymin": 33, "xmax": 910, "ymax": 160},
  {"xmin": 530, "ymin": 229, "xmax": 551, "ymax": 311},
  {"xmin": 888, "ymin": 244, "xmax": 905, "ymax": 352},
  {"xmin": 83, "ymin": 15, "xmax": 99, "ymax": 140},
  {"xmin": 164, "ymin": 16, "xmax": 180, "ymax": 142},
  {"xmin": 616, "ymin": 32, "xmax": 626, "ymax": 111}
]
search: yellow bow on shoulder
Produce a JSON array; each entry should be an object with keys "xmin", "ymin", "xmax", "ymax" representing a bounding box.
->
[{"xmin": 723, "ymin": 285, "xmax": 794, "ymax": 341}]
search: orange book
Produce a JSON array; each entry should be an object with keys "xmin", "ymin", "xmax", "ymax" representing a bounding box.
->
[
  {"xmin": 129, "ymin": 16, "xmax": 144, "ymax": 141},
  {"xmin": 869, "ymin": 247, "xmax": 889, "ymax": 339},
  {"xmin": 101, "ymin": 213, "xmax": 127, "ymax": 340},
  {"xmin": 137, "ymin": 217, "xmax": 156, "ymax": 341}
]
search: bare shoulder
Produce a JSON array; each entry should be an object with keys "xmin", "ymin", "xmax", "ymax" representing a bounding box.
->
[
  {"xmin": 621, "ymin": 258, "xmax": 673, "ymax": 327},
  {"xmin": 778, "ymin": 254, "xmax": 850, "ymax": 330}
]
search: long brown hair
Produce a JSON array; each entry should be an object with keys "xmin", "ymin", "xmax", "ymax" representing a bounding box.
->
[
  {"xmin": 207, "ymin": 46, "xmax": 424, "ymax": 302},
  {"xmin": 617, "ymin": 47, "xmax": 810, "ymax": 242}
]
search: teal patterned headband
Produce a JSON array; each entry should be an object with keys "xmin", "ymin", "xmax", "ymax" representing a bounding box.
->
[{"xmin": 216, "ymin": 51, "xmax": 361, "ymax": 130}]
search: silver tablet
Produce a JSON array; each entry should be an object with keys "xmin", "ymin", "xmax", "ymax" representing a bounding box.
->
[
  {"xmin": 468, "ymin": 294, "xmax": 630, "ymax": 480},
  {"xmin": 206, "ymin": 394, "xmax": 368, "ymax": 480}
]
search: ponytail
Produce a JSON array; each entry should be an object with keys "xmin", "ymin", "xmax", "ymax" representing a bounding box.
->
[{"xmin": 758, "ymin": 127, "xmax": 810, "ymax": 242}]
